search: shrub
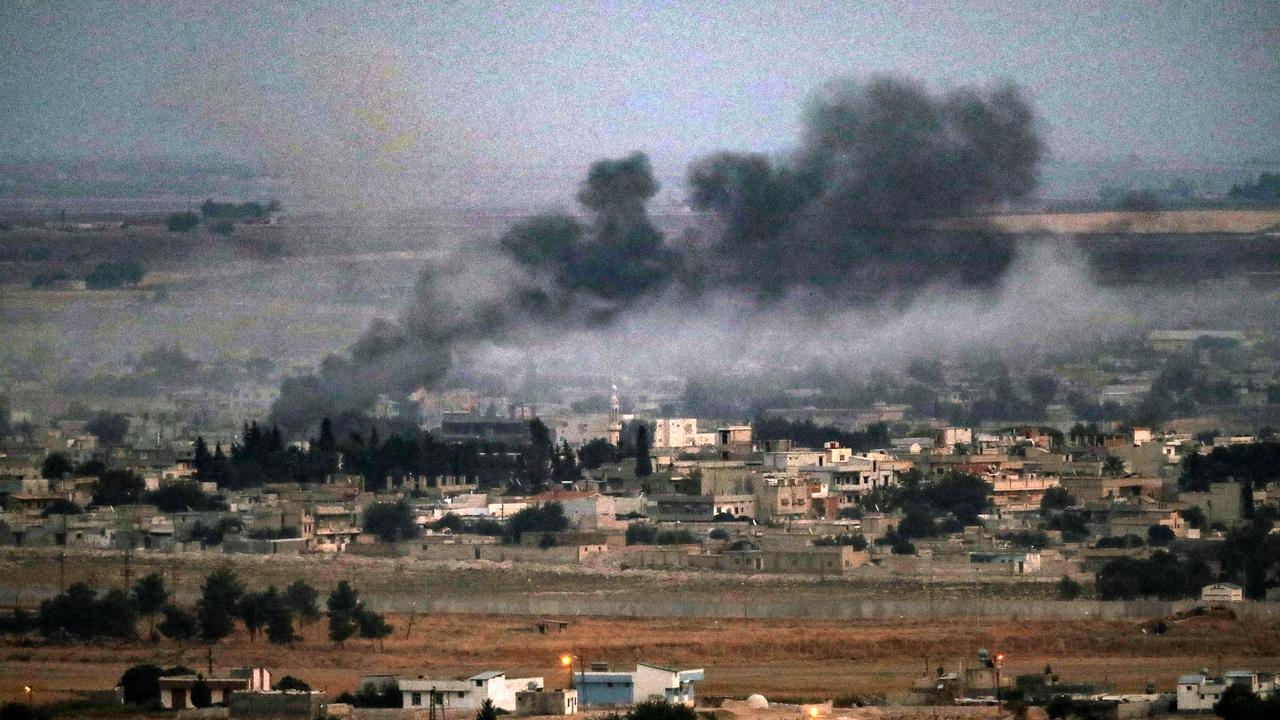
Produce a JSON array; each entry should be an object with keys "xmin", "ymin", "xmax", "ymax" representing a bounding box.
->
[{"xmin": 1056, "ymin": 575, "xmax": 1082, "ymax": 600}]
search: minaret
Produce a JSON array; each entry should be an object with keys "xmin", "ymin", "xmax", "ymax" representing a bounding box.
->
[{"xmin": 608, "ymin": 383, "xmax": 622, "ymax": 446}]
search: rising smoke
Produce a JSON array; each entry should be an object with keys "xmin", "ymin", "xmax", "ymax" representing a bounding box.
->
[{"xmin": 270, "ymin": 75, "xmax": 1048, "ymax": 431}]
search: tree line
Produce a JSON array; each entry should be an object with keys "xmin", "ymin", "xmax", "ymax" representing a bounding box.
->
[{"xmin": 0, "ymin": 567, "xmax": 394, "ymax": 649}]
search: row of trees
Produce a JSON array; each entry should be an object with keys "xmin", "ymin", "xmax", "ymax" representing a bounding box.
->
[{"xmin": 9, "ymin": 567, "xmax": 394, "ymax": 649}]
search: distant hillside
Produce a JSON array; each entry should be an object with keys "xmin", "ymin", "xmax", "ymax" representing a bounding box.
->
[{"xmin": 937, "ymin": 209, "xmax": 1280, "ymax": 235}]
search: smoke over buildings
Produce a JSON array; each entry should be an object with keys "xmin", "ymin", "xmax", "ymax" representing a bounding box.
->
[
  {"xmin": 268, "ymin": 74, "xmax": 1268, "ymax": 434},
  {"xmin": 269, "ymin": 75, "xmax": 1052, "ymax": 430}
]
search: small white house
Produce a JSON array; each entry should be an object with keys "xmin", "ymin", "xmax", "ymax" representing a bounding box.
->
[
  {"xmin": 1177, "ymin": 670, "xmax": 1276, "ymax": 712},
  {"xmin": 400, "ymin": 671, "xmax": 543, "ymax": 711},
  {"xmin": 1201, "ymin": 583, "xmax": 1244, "ymax": 604}
]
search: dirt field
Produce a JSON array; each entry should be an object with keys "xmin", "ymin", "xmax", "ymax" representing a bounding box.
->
[
  {"xmin": 2, "ymin": 549, "xmax": 1278, "ymax": 706},
  {"xmin": 2, "ymin": 611, "xmax": 1277, "ymax": 706}
]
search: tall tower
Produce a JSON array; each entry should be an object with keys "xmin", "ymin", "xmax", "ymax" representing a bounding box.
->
[{"xmin": 608, "ymin": 383, "xmax": 622, "ymax": 446}]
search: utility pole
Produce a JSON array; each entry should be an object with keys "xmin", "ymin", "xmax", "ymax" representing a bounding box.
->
[
  {"xmin": 123, "ymin": 544, "xmax": 133, "ymax": 588},
  {"xmin": 58, "ymin": 550, "xmax": 66, "ymax": 592}
]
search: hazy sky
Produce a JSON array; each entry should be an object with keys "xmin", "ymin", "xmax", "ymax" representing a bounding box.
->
[{"xmin": 2, "ymin": 0, "xmax": 1278, "ymax": 203}]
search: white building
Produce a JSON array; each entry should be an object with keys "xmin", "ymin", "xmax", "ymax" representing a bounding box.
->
[
  {"xmin": 653, "ymin": 418, "xmax": 701, "ymax": 449},
  {"xmin": 400, "ymin": 671, "xmax": 543, "ymax": 712},
  {"xmin": 1178, "ymin": 670, "xmax": 1276, "ymax": 712},
  {"xmin": 1201, "ymin": 583, "xmax": 1244, "ymax": 604}
]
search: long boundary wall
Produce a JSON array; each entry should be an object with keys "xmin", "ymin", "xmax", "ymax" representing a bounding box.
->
[{"xmin": 397, "ymin": 595, "xmax": 1280, "ymax": 621}]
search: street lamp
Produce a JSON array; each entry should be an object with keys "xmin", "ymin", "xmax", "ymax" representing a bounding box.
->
[
  {"xmin": 23, "ymin": 686, "xmax": 32, "ymax": 704},
  {"xmin": 560, "ymin": 653, "xmax": 586, "ymax": 710},
  {"xmin": 992, "ymin": 652, "xmax": 1006, "ymax": 712}
]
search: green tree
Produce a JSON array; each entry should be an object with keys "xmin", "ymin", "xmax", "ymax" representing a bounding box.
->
[
  {"xmin": 504, "ymin": 502, "xmax": 569, "ymax": 543},
  {"xmin": 85, "ymin": 261, "xmax": 145, "ymax": 289},
  {"xmin": 196, "ymin": 567, "xmax": 245, "ymax": 643},
  {"xmin": 118, "ymin": 664, "xmax": 164, "ymax": 706},
  {"xmin": 1040, "ymin": 486, "xmax": 1076, "ymax": 511},
  {"xmin": 362, "ymin": 499, "xmax": 420, "ymax": 543},
  {"xmin": 41, "ymin": 453, "xmax": 73, "ymax": 480},
  {"xmin": 40, "ymin": 498, "xmax": 82, "ymax": 517},
  {"xmin": 284, "ymin": 580, "xmax": 321, "ymax": 624},
  {"xmin": 276, "ymin": 676, "xmax": 311, "ymax": 692},
  {"xmin": 926, "ymin": 472, "xmax": 991, "ymax": 523},
  {"xmin": 476, "ymin": 699, "xmax": 499, "ymax": 720},
  {"xmin": 523, "ymin": 418, "xmax": 555, "ymax": 490},
  {"xmin": 166, "ymin": 212, "xmax": 200, "ymax": 232},
  {"xmin": 898, "ymin": 509, "xmax": 939, "ymax": 538},
  {"xmin": 1102, "ymin": 455, "xmax": 1126, "ymax": 477},
  {"xmin": 356, "ymin": 607, "xmax": 393, "ymax": 650},
  {"xmin": 94, "ymin": 588, "xmax": 138, "ymax": 639},
  {"xmin": 1056, "ymin": 575, "xmax": 1082, "ymax": 600},
  {"xmin": 238, "ymin": 591, "xmax": 266, "ymax": 641},
  {"xmin": 326, "ymin": 581, "xmax": 361, "ymax": 646},
  {"xmin": 1179, "ymin": 506, "xmax": 1207, "ymax": 530},
  {"xmin": 132, "ymin": 573, "xmax": 168, "ymax": 637},
  {"xmin": 1147, "ymin": 524, "xmax": 1176, "ymax": 547},
  {"xmin": 157, "ymin": 605, "xmax": 197, "ymax": 642},
  {"xmin": 1213, "ymin": 682, "xmax": 1280, "ymax": 720},
  {"xmin": 191, "ymin": 676, "xmax": 213, "ymax": 708},
  {"xmin": 628, "ymin": 700, "xmax": 697, "ymax": 720},
  {"xmin": 39, "ymin": 582, "xmax": 98, "ymax": 639},
  {"xmin": 262, "ymin": 586, "xmax": 297, "ymax": 645},
  {"xmin": 91, "ymin": 469, "xmax": 144, "ymax": 507},
  {"xmin": 146, "ymin": 481, "xmax": 216, "ymax": 512},
  {"xmin": 635, "ymin": 424, "xmax": 653, "ymax": 477}
]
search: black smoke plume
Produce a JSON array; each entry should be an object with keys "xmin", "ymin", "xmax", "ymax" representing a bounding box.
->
[
  {"xmin": 271, "ymin": 76, "xmax": 1046, "ymax": 432},
  {"xmin": 271, "ymin": 152, "xmax": 680, "ymax": 432},
  {"xmin": 688, "ymin": 75, "xmax": 1043, "ymax": 298}
]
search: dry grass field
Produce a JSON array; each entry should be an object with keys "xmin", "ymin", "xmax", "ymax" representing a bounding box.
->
[
  {"xmin": 2, "ymin": 611, "xmax": 1278, "ymax": 706},
  {"xmin": 1, "ymin": 550, "xmax": 1278, "ymax": 706}
]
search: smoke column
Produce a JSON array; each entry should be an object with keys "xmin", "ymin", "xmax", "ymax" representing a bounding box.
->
[{"xmin": 270, "ymin": 75, "xmax": 1047, "ymax": 432}]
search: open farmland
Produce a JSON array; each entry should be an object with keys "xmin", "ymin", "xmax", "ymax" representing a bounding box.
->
[
  {"xmin": 2, "ymin": 548, "xmax": 1279, "ymax": 705},
  {"xmin": 1, "ymin": 606, "xmax": 1278, "ymax": 705}
]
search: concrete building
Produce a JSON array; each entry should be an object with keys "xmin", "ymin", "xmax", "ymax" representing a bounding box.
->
[
  {"xmin": 988, "ymin": 473, "xmax": 1061, "ymax": 513},
  {"xmin": 576, "ymin": 663, "xmax": 703, "ymax": 707},
  {"xmin": 515, "ymin": 688, "xmax": 577, "ymax": 716},
  {"xmin": 159, "ymin": 668, "xmax": 270, "ymax": 710},
  {"xmin": 400, "ymin": 671, "xmax": 543, "ymax": 712},
  {"xmin": 1177, "ymin": 670, "xmax": 1275, "ymax": 712},
  {"xmin": 653, "ymin": 418, "xmax": 701, "ymax": 449},
  {"xmin": 1201, "ymin": 583, "xmax": 1244, "ymax": 604},
  {"xmin": 968, "ymin": 551, "xmax": 1041, "ymax": 575}
]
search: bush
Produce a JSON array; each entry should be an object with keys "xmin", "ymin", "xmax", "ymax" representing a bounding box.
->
[
  {"xmin": 1147, "ymin": 524, "xmax": 1177, "ymax": 547},
  {"xmin": 0, "ymin": 703, "xmax": 51, "ymax": 720},
  {"xmin": 626, "ymin": 524, "xmax": 698, "ymax": 545},
  {"xmin": 1096, "ymin": 551, "xmax": 1211, "ymax": 600},
  {"xmin": 84, "ymin": 261, "xmax": 145, "ymax": 289},
  {"xmin": 1096, "ymin": 534, "xmax": 1145, "ymax": 549},
  {"xmin": 276, "ymin": 676, "xmax": 312, "ymax": 692},
  {"xmin": 707, "ymin": 528, "xmax": 730, "ymax": 541},
  {"xmin": 504, "ymin": 503, "xmax": 569, "ymax": 543},
  {"xmin": 39, "ymin": 583, "xmax": 136, "ymax": 640},
  {"xmin": 338, "ymin": 681, "xmax": 401, "ymax": 708},
  {"xmin": 362, "ymin": 499, "xmax": 421, "ymax": 543},
  {"xmin": 813, "ymin": 533, "xmax": 868, "ymax": 550},
  {"xmin": 999, "ymin": 531, "xmax": 1049, "ymax": 548},
  {"xmin": 1056, "ymin": 575, "xmax": 1082, "ymax": 600},
  {"xmin": 166, "ymin": 212, "xmax": 200, "ymax": 232}
]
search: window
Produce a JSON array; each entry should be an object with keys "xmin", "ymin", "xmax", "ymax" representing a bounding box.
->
[{"xmin": 412, "ymin": 693, "xmax": 422, "ymax": 706}]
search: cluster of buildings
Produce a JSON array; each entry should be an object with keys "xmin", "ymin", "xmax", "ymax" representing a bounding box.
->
[
  {"xmin": 135, "ymin": 659, "xmax": 1280, "ymax": 719},
  {"xmin": 3, "ymin": 411, "xmax": 1277, "ymax": 601}
]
